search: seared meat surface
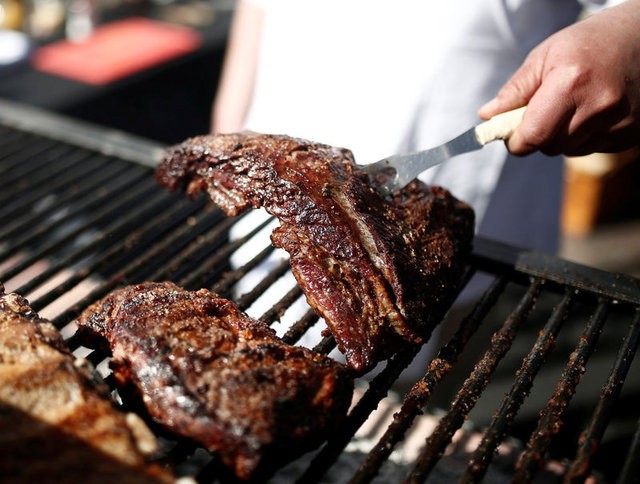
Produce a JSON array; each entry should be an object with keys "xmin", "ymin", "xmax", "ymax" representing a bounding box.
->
[
  {"xmin": 74, "ymin": 282, "xmax": 354, "ymax": 482},
  {"xmin": 0, "ymin": 283, "xmax": 170, "ymax": 483},
  {"xmin": 156, "ymin": 132, "xmax": 475, "ymax": 372}
]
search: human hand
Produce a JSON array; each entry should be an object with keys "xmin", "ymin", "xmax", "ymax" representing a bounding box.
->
[{"xmin": 478, "ymin": 0, "xmax": 640, "ymax": 157}]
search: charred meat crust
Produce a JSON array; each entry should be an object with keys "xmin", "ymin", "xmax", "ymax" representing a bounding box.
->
[
  {"xmin": 0, "ymin": 285, "xmax": 170, "ymax": 483},
  {"xmin": 73, "ymin": 281, "xmax": 354, "ymax": 482},
  {"xmin": 156, "ymin": 132, "xmax": 474, "ymax": 372}
]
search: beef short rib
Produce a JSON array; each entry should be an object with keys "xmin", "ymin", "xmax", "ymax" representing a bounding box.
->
[
  {"xmin": 0, "ymin": 283, "xmax": 170, "ymax": 483},
  {"xmin": 156, "ymin": 132, "xmax": 475, "ymax": 372},
  {"xmin": 74, "ymin": 282, "xmax": 354, "ymax": 481}
]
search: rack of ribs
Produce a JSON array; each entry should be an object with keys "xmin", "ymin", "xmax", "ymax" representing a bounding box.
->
[
  {"xmin": 156, "ymin": 132, "xmax": 475, "ymax": 372},
  {"xmin": 0, "ymin": 283, "xmax": 172, "ymax": 483},
  {"xmin": 73, "ymin": 281, "xmax": 354, "ymax": 482}
]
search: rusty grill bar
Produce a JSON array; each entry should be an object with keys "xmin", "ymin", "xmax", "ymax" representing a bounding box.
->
[{"xmin": 2, "ymin": 100, "xmax": 640, "ymax": 482}]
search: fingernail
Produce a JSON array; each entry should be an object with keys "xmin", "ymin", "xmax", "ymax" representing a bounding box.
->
[{"xmin": 479, "ymin": 98, "xmax": 498, "ymax": 115}]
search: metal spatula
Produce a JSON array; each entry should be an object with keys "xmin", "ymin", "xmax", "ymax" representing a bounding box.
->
[{"xmin": 362, "ymin": 106, "xmax": 526, "ymax": 195}]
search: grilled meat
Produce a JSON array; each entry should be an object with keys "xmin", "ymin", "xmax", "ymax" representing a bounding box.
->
[
  {"xmin": 0, "ymin": 283, "xmax": 171, "ymax": 483},
  {"xmin": 74, "ymin": 281, "xmax": 354, "ymax": 482},
  {"xmin": 156, "ymin": 132, "xmax": 475, "ymax": 372}
]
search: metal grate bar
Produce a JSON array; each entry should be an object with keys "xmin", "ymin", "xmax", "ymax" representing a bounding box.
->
[
  {"xmin": 568, "ymin": 307, "xmax": 640, "ymax": 482},
  {"xmin": 0, "ymin": 133, "xmax": 61, "ymax": 178},
  {"xmin": 0, "ymin": 145, "xmax": 89, "ymax": 215},
  {"xmin": 0, "ymin": 172, "xmax": 156, "ymax": 280},
  {"xmin": 28, "ymin": 200, "xmax": 204, "ymax": 318},
  {"xmin": 259, "ymin": 284, "xmax": 304, "ymax": 326},
  {"xmin": 281, "ymin": 309, "xmax": 320, "ymax": 346},
  {"xmin": 0, "ymin": 158, "xmax": 126, "ymax": 242},
  {"xmin": 350, "ymin": 274, "xmax": 509, "ymax": 484},
  {"xmin": 0, "ymin": 143, "xmax": 83, "ymax": 202},
  {"xmin": 210, "ymin": 244, "xmax": 277, "ymax": 299},
  {"xmin": 176, "ymin": 214, "xmax": 278, "ymax": 293},
  {"xmin": 512, "ymin": 299, "xmax": 610, "ymax": 482},
  {"xmin": 57, "ymin": 200, "xmax": 208, "ymax": 350},
  {"xmin": 0, "ymin": 128, "xmax": 29, "ymax": 156},
  {"xmin": 151, "ymin": 212, "xmax": 281, "ymax": 292},
  {"xmin": 472, "ymin": 237, "xmax": 640, "ymax": 306},
  {"xmin": 405, "ymin": 279, "xmax": 542, "ymax": 483},
  {"xmin": 0, "ymin": 160, "xmax": 148, "ymax": 255},
  {"xmin": 95, "ymin": 207, "xmax": 228, "ymax": 289},
  {"xmin": 14, "ymin": 190, "xmax": 179, "ymax": 299},
  {"xmin": 297, "ymin": 347, "xmax": 421, "ymax": 484},
  {"xmin": 148, "ymin": 213, "xmax": 239, "ymax": 284},
  {"xmin": 313, "ymin": 334, "xmax": 337, "ymax": 355},
  {"xmin": 0, "ymin": 99, "xmax": 164, "ymax": 166},
  {"xmin": 235, "ymin": 258, "xmax": 291, "ymax": 311},
  {"xmin": 619, "ymin": 415, "xmax": 640, "ymax": 484},
  {"xmin": 297, "ymin": 266, "xmax": 478, "ymax": 483},
  {"xmin": 49, "ymin": 203, "xmax": 223, "ymax": 328},
  {"xmin": 462, "ymin": 288, "xmax": 575, "ymax": 482}
]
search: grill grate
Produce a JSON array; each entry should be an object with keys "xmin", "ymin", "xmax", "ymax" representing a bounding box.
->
[{"xmin": 2, "ymin": 100, "xmax": 640, "ymax": 483}]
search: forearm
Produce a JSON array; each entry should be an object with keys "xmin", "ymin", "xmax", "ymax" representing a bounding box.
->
[{"xmin": 211, "ymin": 1, "xmax": 264, "ymax": 133}]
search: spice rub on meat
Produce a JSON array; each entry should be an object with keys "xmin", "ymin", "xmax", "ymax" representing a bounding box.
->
[
  {"xmin": 0, "ymin": 283, "xmax": 171, "ymax": 484},
  {"xmin": 73, "ymin": 282, "xmax": 354, "ymax": 482},
  {"xmin": 156, "ymin": 132, "xmax": 475, "ymax": 372}
]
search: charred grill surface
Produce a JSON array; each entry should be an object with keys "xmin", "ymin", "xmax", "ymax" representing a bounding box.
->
[
  {"xmin": 73, "ymin": 281, "xmax": 354, "ymax": 482},
  {"xmin": 156, "ymin": 132, "xmax": 475, "ymax": 372},
  {"xmin": 0, "ymin": 283, "xmax": 170, "ymax": 483},
  {"xmin": 4, "ymin": 105, "xmax": 640, "ymax": 484}
]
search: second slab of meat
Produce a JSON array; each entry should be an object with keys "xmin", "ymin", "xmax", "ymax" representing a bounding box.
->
[
  {"xmin": 156, "ymin": 133, "xmax": 475, "ymax": 372},
  {"xmin": 74, "ymin": 282, "xmax": 353, "ymax": 481}
]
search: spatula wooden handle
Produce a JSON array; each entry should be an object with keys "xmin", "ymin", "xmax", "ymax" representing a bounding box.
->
[{"xmin": 475, "ymin": 106, "xmax": 527, "ymax": 145}]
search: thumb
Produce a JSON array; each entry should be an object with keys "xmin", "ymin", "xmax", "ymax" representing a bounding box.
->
[{"xmin": 478, "ymin": 50, "xmax": 544, "ymax": 120}]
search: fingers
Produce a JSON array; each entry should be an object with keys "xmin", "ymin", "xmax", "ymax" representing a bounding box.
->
[
  {"xmin": 506, "ymin": 66, "xmax": 638, "ymax": 156},
  {"xmin": 506, "ymin": 98, "xmax": 638, "ymax": 156},
  {"xmin": 477, "ymin": 45, "xmax": 560, "ymax": 156},
  {"xmin": 505, "ymin": 67, "xmax": 576, "ymax": 156},
  {"xmin": 478, "ymin": 48, "xmax": 545, "ymax": 120}
]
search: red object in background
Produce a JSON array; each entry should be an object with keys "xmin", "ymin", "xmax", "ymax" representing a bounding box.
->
[{"xmin": 32, "ymin": 17, "xmax": 203, "ymax": 85}]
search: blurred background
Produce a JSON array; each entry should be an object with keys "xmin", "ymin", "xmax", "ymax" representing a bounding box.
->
[
  {"xmin": 0, "ymin": 0, "xmax": 235, "ymax": 143},
  {"xmin": 2, "ymin": 0, "xmax": 639, "ymax": 273}
]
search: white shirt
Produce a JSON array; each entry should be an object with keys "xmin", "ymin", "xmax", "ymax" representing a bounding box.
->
[{"xmin": 242, "ymin": 0, "xmax": 623, "ymax": 241}]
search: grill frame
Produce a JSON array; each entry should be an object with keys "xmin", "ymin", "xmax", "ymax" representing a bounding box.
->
[{"xmin": 2, "ymin": 99, "xmax": 640, "ymax": 483}]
